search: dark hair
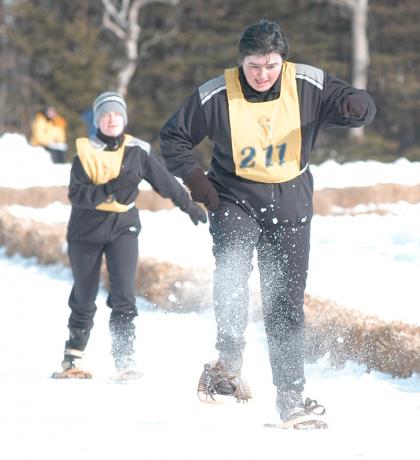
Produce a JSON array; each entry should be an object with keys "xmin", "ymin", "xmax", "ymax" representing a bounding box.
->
[{"xmin": 238, "ymin": 19, "xmax": 289, "ymax": 61}]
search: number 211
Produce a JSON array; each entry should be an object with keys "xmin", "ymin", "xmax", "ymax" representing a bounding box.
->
[{"xmin": 240, "ymin": 143, "xmax": 287, "ymax": 169}]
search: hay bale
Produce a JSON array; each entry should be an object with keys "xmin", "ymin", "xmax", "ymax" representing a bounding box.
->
[
  {"xmin": 0, "ymin": 186, "xmax": 68, "ymax": 207},
  {"xmin": 0, "ymin": 208, "xmax": 210, "ymax": 311},
  {"xmin": 0, "ymin": 186, "xmax": 174, "ymax": 211},
  {"xmin": 2, "ymin": 183, "xmax": 420, "ymax": 215},
  {"xmin": 0, "ymin": 208, "xmax": 67, "ymax": 264},
  {"xmin": 313, "ymin": 183, "xmax": 420, "ymax": 215},
  {"xmin": 1, "ymin": 208, "xmax": 420, "ymax": 378},
  {"xmin": 100, "ymin": 256, "xmax": 211, "ymax": 312},
  {"xmin": 135, "ymin": 257, "xmax": 211, "ymax": 311},
  {"xmin": 304, "ymin": 294, "xmax": 420, "ymax": 378}
]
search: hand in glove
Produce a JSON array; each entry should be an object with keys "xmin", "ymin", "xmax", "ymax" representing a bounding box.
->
[
  {"xmin": 339, "ymin": 95, "xmax": 367, "ymax": 119},
  {"xmin": 183, "ymin": 201, "xmax": 208, "ymax": 226},
  {"xmin": 183, "ymin": 167, "xmax": 219, "ymax": 212},
  {"xmin": 104, "ymin": 171, "xmax": 141, "ymax": 195}
]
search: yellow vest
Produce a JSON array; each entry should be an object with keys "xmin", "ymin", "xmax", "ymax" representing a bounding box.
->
[
  {"xmin": 225, "ymin": 63, "xmax": 304, "ymax": 183},
  {"xmin": 30, "ymin": 113, "xmax": 67, "ymax": 146},
  {"xmin": 76, "ymin": 135, "xmax": 135, "ymax": 213}
]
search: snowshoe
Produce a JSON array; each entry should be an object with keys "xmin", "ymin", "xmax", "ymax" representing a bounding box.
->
[
  {"xmin": 51, "ymin": 354, "xmax": 92, "ymax": 379},
  {"xmin": 111, "ymin": 368, "xmax": 142, "ymax": 383},
  {"xmin": 51, "ymin": 368, "xmax": 92, "ymax": 379},
  {"xmin": 197, "ymin": 361, "xmax": 252, "ymax": 404},
  {"xmin": 268, "ymin": 390, "xmax": 327, "ymax": 430}
]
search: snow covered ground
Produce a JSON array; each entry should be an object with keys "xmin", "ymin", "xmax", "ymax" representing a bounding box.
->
[{"xmin": 1, "ymin": 133, "xmax": 420, "ymax": 459}]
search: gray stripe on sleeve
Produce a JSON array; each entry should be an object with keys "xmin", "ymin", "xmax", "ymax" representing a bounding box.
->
[
  {"xmin": 295, "ymin": 63, "xmax": 324, "ymax": 90},
  {"xmin": 127, "ymin": 137, "xmax": 151, "ymax": 154},
  {"xmin": 199, "ymin": 74, "xmax": 226, "ymax": 105}
]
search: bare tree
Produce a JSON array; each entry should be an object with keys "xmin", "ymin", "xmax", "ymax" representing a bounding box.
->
[
  {"xmin": 101, "ymin": 0, "xmax": 178, "ymax": 96},
  {"xmin": 316, "ymin": 0, "xmax": 370, "ymax": 140}
]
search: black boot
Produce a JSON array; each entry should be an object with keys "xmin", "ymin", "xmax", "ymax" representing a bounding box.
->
[
  {"xmin": 61, "ymin": 349, "xmax": 84, "ymax": 371},
  {"xmin": 63, "ymin": 327, "xmax": 91, "ymax": 370},
  {"xmin": 51, "ymin": 328, "xmax": 92, "ymax": 379}
]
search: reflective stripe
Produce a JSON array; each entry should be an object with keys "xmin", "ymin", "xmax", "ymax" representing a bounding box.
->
[
  {"xmin": 127, "ymin": 137, "xmax": 151, "ymax": 154},
  {"xmin": 201, "ymin": 85, "xmax": 226, "ymax": 105},
  {"xmin": 64, "ymin": 348, "xmax": 84, "ymax": 358},
  {"xmin": 300, "ymin": 162, "xmax": 309, "ymax": 174},
  {"xmin": 295, "ymin": 63, "xmax": 324, "ymax": 90},
  {"xmin": 296, "ymin": 74, "xmax": 323, "ymax": 90},
  {"xmin": 199, "ymin": 74, "xmax": 226, "ymax": 105}
]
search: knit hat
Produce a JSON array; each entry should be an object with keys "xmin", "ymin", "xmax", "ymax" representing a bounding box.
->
[{"xmin": 92, "ymin": 91, "xmax": 127, "ymax": 128}]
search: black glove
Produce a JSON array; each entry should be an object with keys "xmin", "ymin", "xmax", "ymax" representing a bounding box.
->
[
  {"xmin": 183, "ymin": 201, "xmax": 208, "ymax": 225},
  {"xmin": 339, "ymin": 95, "xmax": 367, "ymax": 119},
  {"xmin": 104, "ymin": 171, "xmax": 141, "ymax": 195},
  {"xmin": 183, "ymin": 167, "xmax": 219, "ymax": 212}
]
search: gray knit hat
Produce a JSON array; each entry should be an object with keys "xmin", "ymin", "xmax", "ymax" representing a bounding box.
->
[{"xmin": 92, "ymin": 91, "xmax": 127, "ymax": 128}]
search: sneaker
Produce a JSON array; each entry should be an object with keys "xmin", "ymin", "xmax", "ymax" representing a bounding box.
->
[
  {"xmin": 197, "ymin": 361, "xmax": 251, "ymax": 403},
  {"xmin": 276, "ymin": 389, "xmax": 327, "ymax": 429}
]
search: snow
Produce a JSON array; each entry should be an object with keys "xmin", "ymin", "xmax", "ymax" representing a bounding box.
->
[
  {"xmin": 3, "ymin": 132, "xmax": 420, "ymax": 189},
  {"xmin": 310, "ymin": 157, "xmax": 420, "ymax": 188},
  {"xmin": 1, "ymin": 132, "xmax": 420, "ymax": 459}
]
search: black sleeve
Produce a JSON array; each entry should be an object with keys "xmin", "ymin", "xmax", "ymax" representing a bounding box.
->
[
  {"xmin": 159, "ymin": 90, "xmax": 208, "ymax": 179},
  {"xmin": 142, "ymin": 148, "xmax": 192, "ymax": 210},
  {"xmin": 68, "ymin": 156, "xmax": 109, "ymax": 208},
  {"xmin": 320, "ymin": 72, "xmax": 376, "ymax": 128}
]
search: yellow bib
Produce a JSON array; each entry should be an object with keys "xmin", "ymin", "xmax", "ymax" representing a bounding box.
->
[
  {"xmin": 76, "ymin": 135, "xmax": 135, "ymax": 213},
  {"xmin": 225, "ymin": 63, "xmax": 302, "ymax": 183}
]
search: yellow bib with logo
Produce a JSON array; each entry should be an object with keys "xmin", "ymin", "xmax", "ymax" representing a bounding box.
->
[
  {"xmin": 76, "ymin": 134, "xmax": 135, "ymax": 212},
  {"xmin": 225, "ymin": 63, "xmax": 302, "ymax": 183}
]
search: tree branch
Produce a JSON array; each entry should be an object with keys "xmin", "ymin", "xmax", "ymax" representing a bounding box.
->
[
  {"xmin": 100, "ymin": 0, "xmax": 179, "ymax": 96},
  {"xmin": 139, "ymin": 25, "xmax": 178, "ymax": 58}
]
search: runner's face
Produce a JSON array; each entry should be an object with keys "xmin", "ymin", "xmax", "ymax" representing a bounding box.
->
[
  {"xmin": 99, "ymin": 112, "xmax": 124, "ymax": 137},
  {"xmin": 242, "ymin": 52, "xmax": 283, "ymax": 92}
]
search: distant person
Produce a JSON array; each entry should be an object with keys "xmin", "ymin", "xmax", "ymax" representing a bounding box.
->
[
  {"xmin": 30, "ymin": 106, "xmax": 68, "ymax": 163},
  {"xmin": 160, "ymin": 19, "xmax": 376, "ymax": 428},
  {"xmin": 81, "ymin": 107, "xmax": 96, "ymax": 137},
  {"xmin": 52, "ymin": 91, "xmax": 207, "ymax": 380}
]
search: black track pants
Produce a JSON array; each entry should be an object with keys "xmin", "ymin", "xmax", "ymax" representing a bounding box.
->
[
  {"xmin": 67, "ymin": 235, "xmax": 138, "ymax": 349},
  {"xmin": 209, "ymin": 202, "xmax": 310, "ymax": 391}
]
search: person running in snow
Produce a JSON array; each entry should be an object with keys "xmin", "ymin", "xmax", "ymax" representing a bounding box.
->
[
  {"xmin": 159, "ymin": 19, "xmax": 376, "ymax": 428},
  {"xmin": 53, "ymin": 91, "xmax": 207, "ymax": 380}
]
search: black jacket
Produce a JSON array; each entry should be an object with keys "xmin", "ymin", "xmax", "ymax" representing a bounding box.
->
[
  {"xmin": 67, "ymin": 135, "xmax": 192, "ymax": 243},
  {"xmin": 160, "ymin": 62, "xmax": 376, "ymax": 226}
]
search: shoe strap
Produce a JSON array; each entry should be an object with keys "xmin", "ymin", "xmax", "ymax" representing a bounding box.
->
[{"xmin": 303, "ymin": 398, "xmax": 326, "ymax": 416}]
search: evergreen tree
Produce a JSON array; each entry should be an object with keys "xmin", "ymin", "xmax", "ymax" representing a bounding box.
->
[
  {"xmin": 5, "ymin": 0, "xmax": 114, "ymax": 149},
  {"xmin": 128, "ymin": 0, "xmax": 354, "ymax": 163},
  {"xmin": 2, "ymin": 0, "xmax": 419, "ymax": 162},
  {"xmin": 369, "ymin": 0, "xmax": 419, "ymax": 159}
]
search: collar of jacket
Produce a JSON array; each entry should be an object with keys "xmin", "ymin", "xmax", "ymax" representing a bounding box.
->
[
  {"xmin": 238, "ymin": 66, "xmax": 281, "ymax": 103},
  {"xmin": 96, "ymin": 129, "xmax": 125, "ymax": 151}
]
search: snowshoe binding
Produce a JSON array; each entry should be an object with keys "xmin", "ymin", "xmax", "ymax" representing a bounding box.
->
[
  {"xmin": 112, "ymin": 367, "xmax": 142, "ymax": 383},
  {"xmin": 51, "ymin": 353, "xmax": 92, "ymax": 379},
  {"xmin": 265, "ymin": 390, "xmax": 327, "ymax": 430},
  {"xmin": 197, "ymin": 361, "xmax": 252, "ymax": 404}
]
